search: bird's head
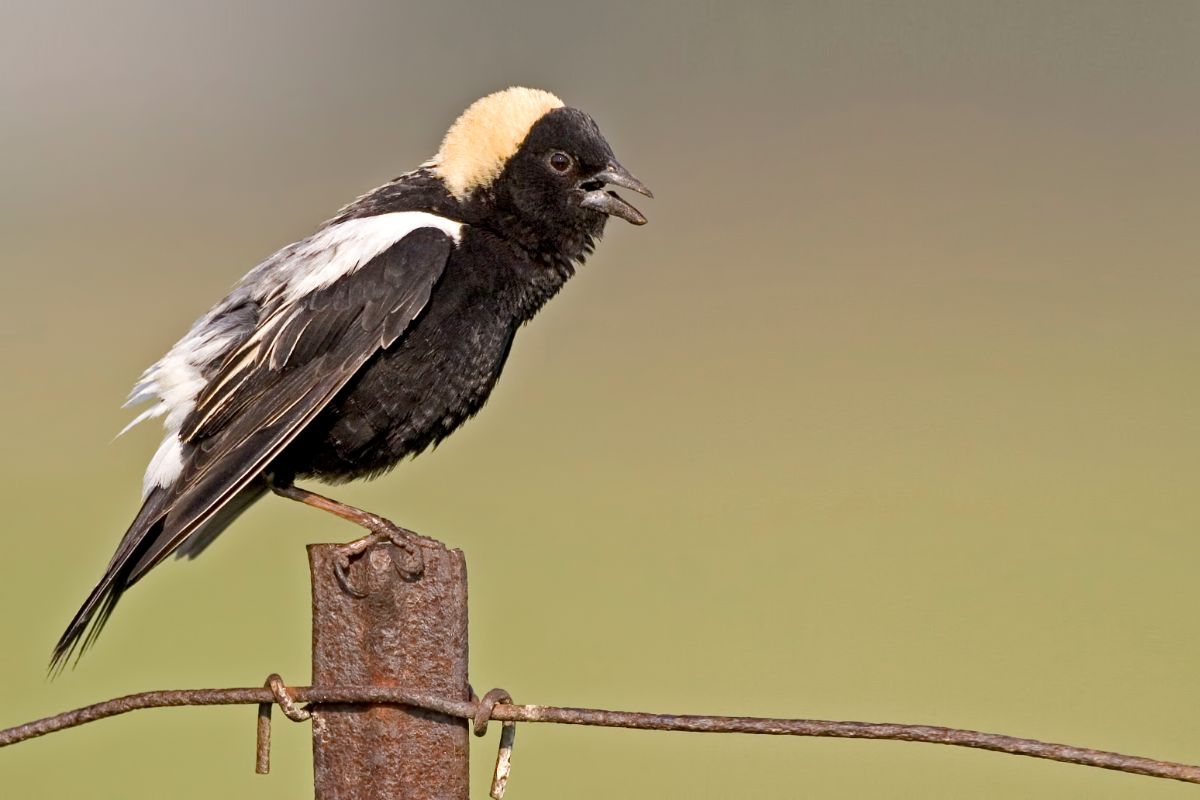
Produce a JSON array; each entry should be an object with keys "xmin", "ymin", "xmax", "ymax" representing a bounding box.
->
[{"xmin": 430, "ymin": 87, "xmax": 652, "ymax": 247}]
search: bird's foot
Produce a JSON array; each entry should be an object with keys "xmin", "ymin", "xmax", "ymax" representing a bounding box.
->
[
  {"xmin": 332, "ymin": 515, "xmax": 436, "ymax": 597},
  {"xmin": 267, "ymin": 479, "xmax": 438, "ymax": 597}
]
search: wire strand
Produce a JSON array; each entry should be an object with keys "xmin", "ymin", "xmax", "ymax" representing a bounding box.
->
[{"xmin": 2, "ymin": 683, "xmax": 1198, "ymax": 784}]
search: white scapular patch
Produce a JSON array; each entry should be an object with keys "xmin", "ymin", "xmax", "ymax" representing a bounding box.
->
[
  {"xmin": 124, "ymin": 211, "xmax": 462, "ymax": 496},
  {"xmin": 276, "ymin": 212, "xmax": 462, "ymax": 304},
  {"xmin": 430, "ymin": 86, "xmax": 563, "ymax": 199}
]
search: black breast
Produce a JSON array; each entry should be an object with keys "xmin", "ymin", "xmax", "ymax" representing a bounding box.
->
[{"xmin": 273, "ymin": 226, "xmax": 563, "ymax": 483}]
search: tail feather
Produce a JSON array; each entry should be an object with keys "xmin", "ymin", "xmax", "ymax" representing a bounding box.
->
[
  {"xmin": 52, "ymin": 588, "xmax": 114, "ymax": 673},
  {"xmin": 50, "ymin": 496, "xmax": 168, "ymax": 673},
  {"xmin": 50, "ymin": 480, "xmax": 266, "ymax": 673}
]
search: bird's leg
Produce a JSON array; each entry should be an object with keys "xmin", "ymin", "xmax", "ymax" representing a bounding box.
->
[{"xmin": 269, "ymin": 479, "xmax": 435, "ymax": 597}]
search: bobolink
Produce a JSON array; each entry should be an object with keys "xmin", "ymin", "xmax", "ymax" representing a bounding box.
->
[{"xmin": 53, "ymin": 87, "xmax": 650, "ymax": 668}]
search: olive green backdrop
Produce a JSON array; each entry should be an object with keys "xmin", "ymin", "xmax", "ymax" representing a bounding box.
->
[{"xmin": 2, "ymin": 1, "xmax": 1198, "ymax": 797}]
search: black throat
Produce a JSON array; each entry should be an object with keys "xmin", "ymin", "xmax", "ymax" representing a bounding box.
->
[{"xmin": 466, "ymin": 190, "xmax": 605, "ymax": 282}]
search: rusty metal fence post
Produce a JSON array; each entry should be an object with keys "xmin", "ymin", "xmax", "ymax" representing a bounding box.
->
[{"xmin": 309, "ymin": 540, "xmax": 470, "ymax": 799}]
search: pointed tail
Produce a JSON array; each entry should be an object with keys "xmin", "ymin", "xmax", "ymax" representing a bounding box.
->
[{"xmin": 50, "ymin": 479, "xmax": 267, "ymax": 673}]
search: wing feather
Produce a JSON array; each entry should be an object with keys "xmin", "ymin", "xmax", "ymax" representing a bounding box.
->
[
  {"xmin": 135, "ymin": 227, "xmax": 454, "ymax": 577},
  {"xmin": 52, "ymin": 226, "xmax": 455, "ymax": 669}
]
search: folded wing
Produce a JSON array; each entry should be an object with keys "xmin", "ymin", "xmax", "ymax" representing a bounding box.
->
[{"xmin": 52, "ymin": 226, "xmax": 455, "ymax": 669}]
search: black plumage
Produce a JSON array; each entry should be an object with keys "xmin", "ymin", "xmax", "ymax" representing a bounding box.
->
[{"xmin": 53, "ymin": 88, "xmax": 650, "ymax": 669}]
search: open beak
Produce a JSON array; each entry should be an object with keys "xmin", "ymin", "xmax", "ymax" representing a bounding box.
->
[{"xmin": 578, "ymin": 161, "xmax": 653, "ymax": 225}]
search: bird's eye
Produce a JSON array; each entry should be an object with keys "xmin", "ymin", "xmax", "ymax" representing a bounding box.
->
[{"xmin": 548, "ymin": 152, "xmax": 572, "ymax": 172}]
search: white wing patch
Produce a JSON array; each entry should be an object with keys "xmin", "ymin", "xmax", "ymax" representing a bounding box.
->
[{"xmin": 125, "ymin": 211, "xmax": 463, "ymax": 497}]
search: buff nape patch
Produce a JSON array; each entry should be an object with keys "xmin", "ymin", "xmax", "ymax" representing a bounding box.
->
[{"xmin": 431, "ymin": 87, "xmax": 564, "ymax": 199}]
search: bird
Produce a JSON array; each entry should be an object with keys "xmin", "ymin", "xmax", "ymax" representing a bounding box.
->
[{"xmin": 52, "ymin": 86, "xmax": 651, "ymax": 669}]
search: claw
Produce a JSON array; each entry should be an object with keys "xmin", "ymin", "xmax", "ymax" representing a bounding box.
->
[
  {"xmin": 328, "ymin": 523, "xmax": 427, "ymax": 597},
  {"xmin": 334, "ymin": 551, "xmax": 369, "ymax": 598}
]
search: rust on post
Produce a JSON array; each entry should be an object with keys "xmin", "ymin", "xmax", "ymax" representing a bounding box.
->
[{"xmin": 309, "ymin": 540, "xmax": 470, "ymax": 799}]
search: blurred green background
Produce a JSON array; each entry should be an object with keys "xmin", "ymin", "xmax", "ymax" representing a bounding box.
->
[{"xmin": 2, "ymin": 1, "xmax": 1199, "ymax": 797}]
